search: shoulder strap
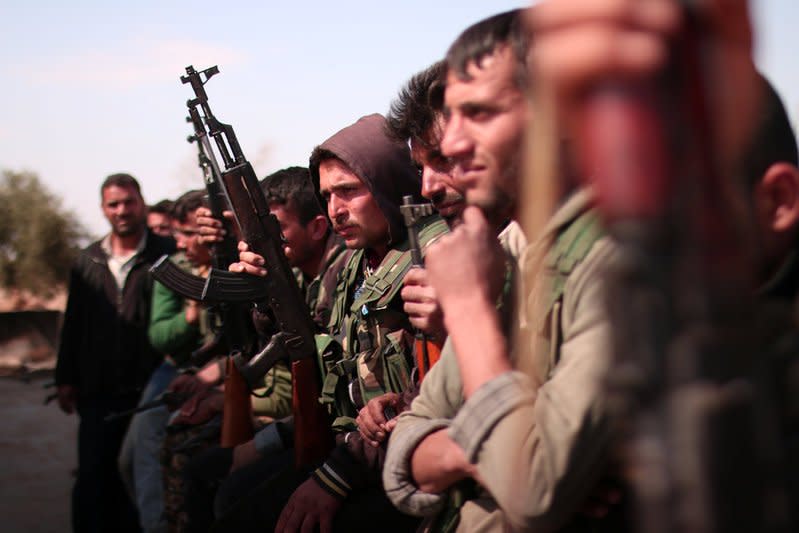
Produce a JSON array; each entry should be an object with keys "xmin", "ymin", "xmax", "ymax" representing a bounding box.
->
[
  {"xmin": 327, "ymin": 249, "xmax": 364, "ymax": 333},
  {"xmin": 541, "ymin": 208, "xmax": 604, "ymax": 318},
  {"xmin": 353, "ymin": 216, "xmax": 449, "ymax": 311}
]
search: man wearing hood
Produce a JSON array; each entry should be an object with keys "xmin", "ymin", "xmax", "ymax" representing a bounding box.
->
[{"xmin": 217, "ymin": 113, "xmax": 447, "ymax": 532}]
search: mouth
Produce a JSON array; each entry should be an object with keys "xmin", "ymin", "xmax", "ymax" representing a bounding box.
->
[
  {"xmin": 334, "ymin": 225, "xmax": 358, "ymax": 237},
  {"xmin": 434, "ymin": 200, "xmax": 465, "ymax": 218}
]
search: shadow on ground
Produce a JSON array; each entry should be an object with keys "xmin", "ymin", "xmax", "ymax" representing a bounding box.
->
[{"xmin": 0, "ymin": 372, "xmax": 75, "ymax": 532}]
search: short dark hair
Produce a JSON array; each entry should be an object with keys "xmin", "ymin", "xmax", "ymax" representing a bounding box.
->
[
  {"xmin": 148, "ymin": 198, "xmax": 175, "ymax": 216},
  {"xmin": 446, "ymin": 9, "xmax": 529, "ymax": 89},
  {"xmin": 101, "ymin": 173, "xmax": 141, "ymax": 198},
  {"xmin": 740, "ymin": 76, "xmax": 799, "ymax": 188},
  {"xmin": 386, "ymin": 60, "xmax": 447, "ymax": 149},
  {"xmin": 172, "ymin": 189, "xmax": 207, "ymax": 223},
  {"xmin": 260, "ymin": 166, "xmax": 323, "ymax": 225}
]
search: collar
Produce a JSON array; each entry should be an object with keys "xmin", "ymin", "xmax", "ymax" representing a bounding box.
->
[{"xmin": 100, "ymin": 231, "xmax": 147, "ymax": 259}]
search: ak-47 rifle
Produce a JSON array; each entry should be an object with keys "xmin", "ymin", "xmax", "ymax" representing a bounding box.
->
[
  {"xmin": 180, "ymin": 107, "xmax": 257, "ymax": 368},
  {"xmin": 400, "ymin": 195, "xmax": 443, "ymax": 381},
  {"xmin": 104, "ymin": 391, "xmax": 189, "ymax": 422},
  {"xmin": 159, "ymin": 65, "xmax": 332, "ymax": 464},
  {"xmin": 576, "ymin": 5, "xmax": 792, "ymax": 532}
]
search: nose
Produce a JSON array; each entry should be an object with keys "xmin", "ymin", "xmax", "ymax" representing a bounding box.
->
[
  {"xmin": 421, "ymin": 166, "xmax": 444, "ymax": 202},
  {"xmin": 440, "ymin": 114, "xmax": 471, "ymax": 159},
  {"xmin": 328, "ymin": 194, "xmax": 347, "ymax": 224},
  {"xmin": 116, "ymin": 201, "xmax": 132, "ymax": 216}
]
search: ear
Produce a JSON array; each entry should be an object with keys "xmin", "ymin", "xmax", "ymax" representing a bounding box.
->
[
  {"xmin": 307, "ymin": 215, "xmax": 330, "ymax": 242},
  {"xmin": 759, "ymin": 162, "xmax": 799, "ymax": 233}
]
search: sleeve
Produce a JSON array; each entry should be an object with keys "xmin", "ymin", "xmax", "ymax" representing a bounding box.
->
[
  {"xmin": 250, "ymin": 362, "xmax": 293, "ymax": 419},
  {"xmin": 382, "ymin": 341, "xmax": 465, "ymax": 516},
  {"xmin": 446, "ymin": 238, "xmax": 617, "ymax": 532},
  {"xmin": 147, "ymin": 280, "xmax": 199, "ymax": 355},
  {"xmin": 55, "ymin": 264, "xmax": 84, "ymax": 387},
  {"xmin": 309, "ymin": 379, "xmax": 423, "ymax": 500}
]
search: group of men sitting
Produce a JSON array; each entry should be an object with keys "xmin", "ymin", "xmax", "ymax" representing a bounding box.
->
[{"xmin": 57, "ymin": 2, "xmax": 799, "ymax": 532}]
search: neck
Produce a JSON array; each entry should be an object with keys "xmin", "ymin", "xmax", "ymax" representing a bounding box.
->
[
  {"xmin": 109, "ymin": 227, "xmax": 144, "ymax": 256},
  {"xmin": 298, "ymin": 241, "xmax": 328, "ymax": 280},
  {"xmin": 365, "ymin": 245, "xmax": 388, "ymax": 267}
]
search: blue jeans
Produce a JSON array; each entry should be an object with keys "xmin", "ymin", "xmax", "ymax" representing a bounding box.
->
[{"xmin": 119, "ymin": 361, "xmax": 178, "ymax": 532}]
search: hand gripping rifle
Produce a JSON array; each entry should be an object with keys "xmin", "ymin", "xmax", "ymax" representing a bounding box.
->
[
  {"xmin": 166, "ymin": 65, "xmax": 332, "ymax": 463},
  {"xmin": 178, "ymin": 108, "xmax": 257, "ymax": 368},
  {"xmin": 577, "ymin": 6, "xmax": 792, "ymax": 532},
  {"xmin": 400, "ymin": 195, "xmax": 443, "ymax": 381}
]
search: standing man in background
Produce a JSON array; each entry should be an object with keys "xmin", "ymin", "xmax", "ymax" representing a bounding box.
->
[{"xmin": 55, "ymin": 173, "xmax": 176, "ymax": 532}]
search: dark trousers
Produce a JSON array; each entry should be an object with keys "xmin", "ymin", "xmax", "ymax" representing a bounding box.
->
[
  {"xmin": 74, "ymin": 401, "xmax": 140, "ymax": 533},
  {"xmin": 183, "ymin": 446, "xmax": 295, "ymax": 531},
  {"xmin": 182, "ymin": 446, "xmax": 233, "ymax": 533},
  {"xmin": 212, "ymin": 457, "xmax": 420, "ymax": 533}
]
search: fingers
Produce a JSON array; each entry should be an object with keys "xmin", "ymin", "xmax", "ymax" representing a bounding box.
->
[
  {"xmin": 357, "ymin": 394, "xmax": 401, "ymax": 446},
  {"xmin": 400, "ymin": 282, "xmax": 436, "ymax": 304},
  {"xmin": 460, "ymin": 205, "xmax": 490, "ymax": 232},
  {"xmin": 318, "ymin": 513, "xmax": 333, "ymax": 533},
  {"xmin": 530, "ymin": 0, "xmax": 680, "ymax": 34},
  {"xmin": 528, "ymin": 0, "xmax": 682, "ymax": 102},
  {"xmin": 275, "ymin": 501, "xmax": 292, "ymax": 533},
  {"xmin": 229, "ymin": 244, "xmax": 267, "ymax": 276},
  {"xmin": 196, "ymin": 207, "xmax": 226, "ymax": 244},
  {"xmin": 300, "ymin": 513, "xmax": 318, "ymax": 533},
  {"xmin": 384, "ymin": 418, "xmax": 399, "ymax": 433},
  {"xmin": 356, "ymin": 407, "xmax": 384, "ymax": 445},
  {"xmin": 402, "ymin": 267, "xmax": 429, "ymax": 287}
]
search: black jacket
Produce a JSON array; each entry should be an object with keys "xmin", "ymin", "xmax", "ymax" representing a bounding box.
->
[{"xmin": 55, "ymin": 230, "xmax": 175, "ymax": 400}]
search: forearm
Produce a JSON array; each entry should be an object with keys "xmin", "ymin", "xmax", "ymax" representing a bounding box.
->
[
  {"xmin": 382, "ymin": 348, "xmax": 463, "ymax": 515},
  {"xmin": 410, "ymin": 429, "xmax": 474, "ymax": 493},
  {"xmin": 453, "ymin": 372, "xmax": 608, "ymax": 532},
  {"xmin": 443, "ymin": 295, "xmax": 510, "ymax": 398}
]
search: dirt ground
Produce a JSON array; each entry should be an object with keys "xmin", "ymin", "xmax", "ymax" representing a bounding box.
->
[{"xmin": 0, "ymin": 372, "xmax": 76, "ymax": 532}]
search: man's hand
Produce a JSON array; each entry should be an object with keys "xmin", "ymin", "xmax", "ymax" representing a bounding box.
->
[
  {"xmin": 170, "ymin": 388, "xmax": 224, "ymax": 426},
  {"xmin": 528, "ymin": 0, "xmax": 759, "ymax": 172},
  {"xmin": 275, "ymin": 478, "xmax": 342, "ymax": 533},
  {"xmin": 425, "ymin": 207, "xmax": 510, "ymax": 398},
  {"xmin": 425, "ymin": 207, "xmax": 505, "ymax": 315},
  {"xmin": 356, "ymin": 392, "xmax": 402, "ymax": 447},
  {"xmin": 195, "ymin": 206, "xmax": 239, "ymax": 245},
  {"xmin": 410, "ymin": 429, "xmax": 480, "ymax": 494},
  {"xmin": 230, "ymin": 438, "xmax": 261, "ymax": 473},
  {"xmin": 56, "ymin": 384, "xmax": 77, "ymax": 414},
  {"xmin": 184, "ymin": 299, "xmax": 201, "ymax": 325},
  {"xmin": 229, "ymin": 241, "xmax": 267, "ymax": 277},
  {"xmin": 401, "ymin": 268, "xmax": 446, "ymax": 340}
]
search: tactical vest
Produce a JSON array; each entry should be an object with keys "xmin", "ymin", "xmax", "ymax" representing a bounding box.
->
[{"xmin": 320, "ymin": 216, "xmax": 448, "ymax": 431}]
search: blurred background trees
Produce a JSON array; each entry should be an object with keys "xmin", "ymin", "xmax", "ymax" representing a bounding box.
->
[{"xmin": 0, "ymin": 169, "xmax": 89, "ymax": 298}]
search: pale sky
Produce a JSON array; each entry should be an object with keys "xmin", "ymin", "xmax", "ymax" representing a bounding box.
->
[{"xmin": 1, "ymin": 0, "xmax": 797, "ymax": 238}]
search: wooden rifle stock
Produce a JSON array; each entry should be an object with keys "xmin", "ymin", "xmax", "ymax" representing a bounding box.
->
[
  {"xmin": 220, "ymin": 355, "xmax": 254, "ymax": 447},
  {"xmin": 414, "ymin": 336, "xmax": 443, "ymax": 382},
  {"xmin": 292, "ymin": 358, "xmax": 334, "ymax": 466}
]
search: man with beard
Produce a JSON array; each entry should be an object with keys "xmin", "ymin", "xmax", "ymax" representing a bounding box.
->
[
  {"xmin": 385, "ymin": 2, "xmax": 776, "ymax": 531},
  {"xmin": 56, "ymin": 173, "xmax": 175, "ymax": 532},
  {"xmin": 382, "ymin": 9, "xmax": 614, "ymax": 532},
  {"xmin": 218, "ymin": 114, "xmax": 446, "ymax": 532}
]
